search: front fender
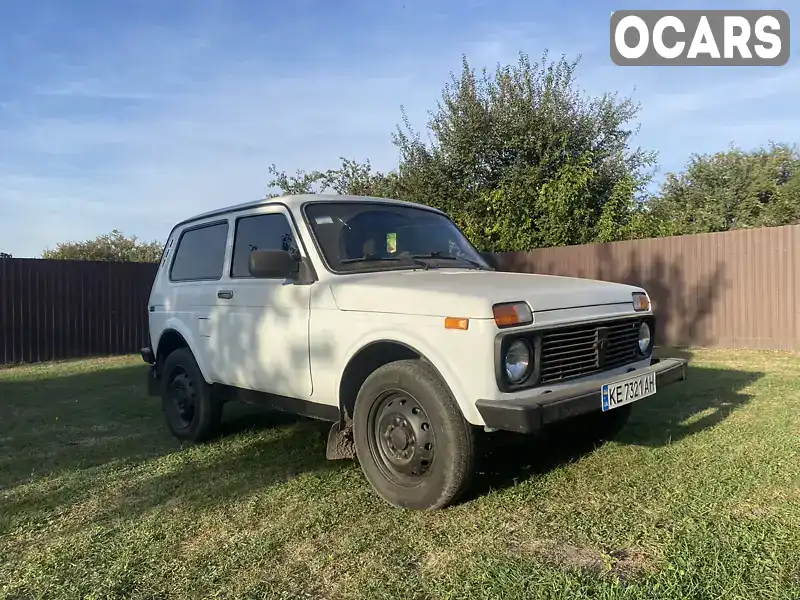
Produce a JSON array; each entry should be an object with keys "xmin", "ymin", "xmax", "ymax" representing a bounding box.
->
[
  {"xmin": 157, "ymin": 317, "xmax": 214, "ymax": 384},
  {"xmin": 338, "ymin": 327, "xmax": 485, "ymax": 426}
]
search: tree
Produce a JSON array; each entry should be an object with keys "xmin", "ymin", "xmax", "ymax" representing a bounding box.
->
[
  {"xmin": 42, "ymin": 230, "xmax": 164, "ymax": 262},
  {"xmin": 269, "ymin": 51, "xmax": 657, "ymax": 251},
  {"xmin": 0, "ymin": 252, "xmax": 11, "ymax": 259},
  {"xmin": 647, "ymin": 142, "xmax": 800, "ymax": 236},
  {"xmin": 266, "ymin": 157, "xmax": 400, "ymax": 199}
]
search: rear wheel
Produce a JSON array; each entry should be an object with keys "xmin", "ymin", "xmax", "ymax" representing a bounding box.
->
[
  {"xmin": 161, "ymin": 348, "xmax": 222, "ymax": 442},
  {"xmin": 353, "ymin": 359, "xmax": 475, "ymax": 510}
]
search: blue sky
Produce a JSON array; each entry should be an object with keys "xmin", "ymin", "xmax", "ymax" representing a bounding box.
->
[{"xmin": 0, "ymin": 0, "xmax": 797, "ymax": 257}]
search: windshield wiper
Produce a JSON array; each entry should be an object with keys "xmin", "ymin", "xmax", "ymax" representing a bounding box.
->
[
  {"xmin": 340, "ymin": 254, "xmax": 430, "ymax": 269},
  {"xmin": 340, "ymin": 255, "xmax": 400, "ymax": 264},
  {"xmin": 410, "ymin": 252, "xmax": 490, "ymax": 270}
]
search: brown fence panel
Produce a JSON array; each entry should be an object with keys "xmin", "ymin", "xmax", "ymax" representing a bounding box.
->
[
  {"xmin": 2, "ymin": 225, "xmax": 799, "ymax": 362},
  {"xmin": 492, "ymin": 225, "xmax": 800, "ymax": 351},
  {"xmin": 0, "ymin": 258, "xmax": 158, "ymax": 364}
]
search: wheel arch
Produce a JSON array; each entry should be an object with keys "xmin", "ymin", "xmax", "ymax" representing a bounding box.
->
[
  {"xmin": 155, "ymin": 329, "xmax": 188, "ymax": 367},
  {"xmin": 154, "ymin": 321, "xmax": 212, "ymax": 383},
  {"xmin": 337, "ymin": 338, "xmax": 477, "ymax": 426}
]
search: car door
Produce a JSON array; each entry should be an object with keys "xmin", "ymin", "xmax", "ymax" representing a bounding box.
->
[
  {"xmin": 164, "ymin": 219, "xmax": 232, "ymax": 383},
  {"xmin": 212, "ymin": 206, "xmax": 313, "ymax": 398}
]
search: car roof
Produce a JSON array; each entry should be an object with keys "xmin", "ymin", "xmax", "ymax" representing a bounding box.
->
[{"xmin": 175, "ymin": 193, "xmax": 444, "ymax": 228}]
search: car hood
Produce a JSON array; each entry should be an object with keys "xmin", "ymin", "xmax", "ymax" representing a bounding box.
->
[{"xmin": 328, "ymin": 268, "xmax": 644, "ymax": 318}]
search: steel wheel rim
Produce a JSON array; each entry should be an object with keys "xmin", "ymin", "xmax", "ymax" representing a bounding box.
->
[
  {"xmin": 367, "ymin": 389, "xmax": 435, "ymax": 486},
  {"xmin": 169, "ymin": 369, "xmax": 196, "ymax": 429}
]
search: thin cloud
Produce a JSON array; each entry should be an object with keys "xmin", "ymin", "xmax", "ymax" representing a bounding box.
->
[
  {"xmin": 640, "ymin": 68, "xmax": 800, "ymax": 123},
  {"xmin": 1, "ymin": 5, "xmax": 796, "ymax": 257}
]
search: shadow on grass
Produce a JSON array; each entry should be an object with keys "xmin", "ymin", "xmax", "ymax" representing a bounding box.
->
[
  {"xmin": 91, "ymin": 418, "xmax": 346, "ymax": 526},
  {"xmin": 466, "ymin": 363, "xmax": 764, "ymax": 500},
  {"xmin": 653, "ymin": 345, "xmax": 695, "ymax": 363},
  {"xmin": 0, "ymin": 363, "xmax": 344, "ymax": 534},
  {"xmin": 0, "ymin": 358, "xmax": 764, "ymax": 514},
  {"xmin": 0, "ymin": 365, "xmax": 165, "ymax": 489},
  {"xmin": 0, "ymin": 364, "xmax": 317, "ymax": 491}
]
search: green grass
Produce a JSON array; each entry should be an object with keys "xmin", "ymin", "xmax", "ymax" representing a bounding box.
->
[{"xmin": 1, "ymin": 349, "xmax": 799, "ymax": 599}]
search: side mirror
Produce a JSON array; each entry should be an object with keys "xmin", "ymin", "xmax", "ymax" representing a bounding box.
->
[{"xmin": 248, "ymin": 249, "xmax": 300, "ymax": 279}]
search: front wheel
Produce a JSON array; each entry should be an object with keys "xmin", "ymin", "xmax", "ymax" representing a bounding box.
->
[
  {"xmin": 353, "ymin": 359, "xmax": 475, "ymax": 510},
  {"xmin": 161, "ymin": 348, "xmax": 222, "ymax": 442}
]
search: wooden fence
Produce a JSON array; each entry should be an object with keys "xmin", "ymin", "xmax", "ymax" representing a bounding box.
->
[
  {"xmin": 1, "ymin": 224, "xmax": 798, "ymax": 364},
  {"xmin": 491, "ymin": 224, "xmax": 800, "ymax": 351},
  {"xmin": 0, "ymin": 258, "xmax": 158, "ymax": 364}
]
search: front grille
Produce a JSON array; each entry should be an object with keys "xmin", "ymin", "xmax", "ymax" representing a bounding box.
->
[{"xmin": 538, "ymin": 318, "xmax": 642, "ymax": 384}]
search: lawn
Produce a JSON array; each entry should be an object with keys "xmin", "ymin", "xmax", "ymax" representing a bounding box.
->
[{"xmin": 1, "ymin": 350, "xmax": 799, "ymax": 600}]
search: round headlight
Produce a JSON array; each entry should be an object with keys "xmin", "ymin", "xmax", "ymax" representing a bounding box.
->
[
  {"xmin": 638, "ymin": 322, "xmax": 652, "ymax": 354},
  {"xmin": 504, "ymin": 339, "xmax": 532, "ymax": 383}
]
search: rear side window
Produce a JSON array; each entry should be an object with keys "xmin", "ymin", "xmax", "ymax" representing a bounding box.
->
[
  {"xmin": 231, "ymin": 213, "xmax": 299, "ymax": 278},
  {"xmin": 170, "ymin": 221, "xmax": 229, "ymax": 282}
]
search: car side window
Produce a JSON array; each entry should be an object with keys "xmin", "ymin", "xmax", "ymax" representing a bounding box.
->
[
  {"xmin": 231, "ymin": 212, "xmax": 300, "ymax": 278},
  {"xmin": 169, "ymin": 221, "xmax": 229, "ymax": 282}
]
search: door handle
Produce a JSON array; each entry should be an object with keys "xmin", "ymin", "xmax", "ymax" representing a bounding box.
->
[{"xmin": 217, "ymin": 290, "xmax": 234, "ymax": 299}]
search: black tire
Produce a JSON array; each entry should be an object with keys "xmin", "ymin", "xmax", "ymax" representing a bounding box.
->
[
  {"xmin": 160, "ymin": 347, "xmax": 222, "ymax": 442},
  {"xmin": 353, "ymin": 359, "xmax": 475, "ymax": 510}
]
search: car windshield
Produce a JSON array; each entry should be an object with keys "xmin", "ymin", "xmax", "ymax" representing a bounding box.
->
[{"xmin": 303, "ymin": 201, "xmax": 491, "ymax": 273}]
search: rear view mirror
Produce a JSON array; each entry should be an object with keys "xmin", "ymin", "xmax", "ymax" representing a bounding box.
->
[{"xmin": 248, "ymin": 250, "xmax": 300, "ymax": 279}]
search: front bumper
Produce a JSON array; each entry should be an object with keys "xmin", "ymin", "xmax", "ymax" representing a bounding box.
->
[{"xmin": 475, "ymin": 358, "xmax": 687, "ymax": 434}]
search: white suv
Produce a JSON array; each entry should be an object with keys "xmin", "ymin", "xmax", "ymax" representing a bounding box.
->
[{"xmin": 142, "ymin": 194, "xmax": 687, "ymax": 510}]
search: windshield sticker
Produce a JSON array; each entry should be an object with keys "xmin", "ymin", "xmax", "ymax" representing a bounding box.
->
[
  {"xmin": 386, "ymin": 232, "xmax": 397, "ymax": 254},
  {"xmin": 315, "ymin": 215, "xmax": 334, "ymax": 224}
]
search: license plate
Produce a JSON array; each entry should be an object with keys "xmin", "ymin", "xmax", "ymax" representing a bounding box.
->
[{"xmin": 601, "ymin": 370, "xmax": 656, "ymax": 412}]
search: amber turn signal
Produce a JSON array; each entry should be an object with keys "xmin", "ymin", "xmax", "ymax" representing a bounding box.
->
[
  {"xmin": 632, "ymin": 292, "xmax": 651, "ymax": 312},
  {"xmin": 444, "ymin": 317, "xmax": 469, "ymax": 330},
  {"xmin": 492, "ymin": 302, "xmax": 533, "ymax": 328}
]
